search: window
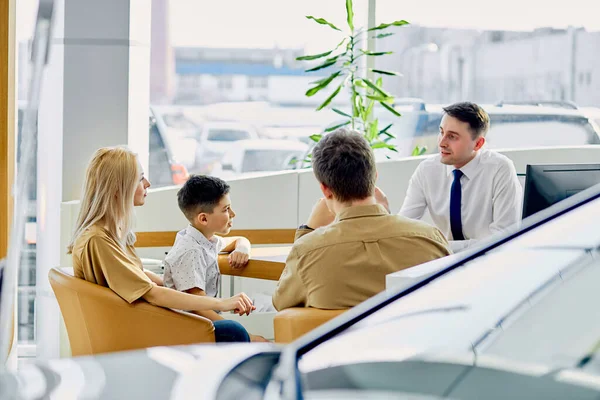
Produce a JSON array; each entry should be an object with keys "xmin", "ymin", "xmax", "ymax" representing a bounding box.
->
[
  {"xmin": 248, "ymin": 76, "xmax": 268, "ymax": 89},
  {"xmin": 241, "ymin": 149, "xmax": 306, "ymax": 172},
  {"xmin": 217, "ymin": 76, "xmax": 233, "ymax": 90},
  {"xmin": 207, "ymin": 129, "xmax": 251, "ymax": 141}
]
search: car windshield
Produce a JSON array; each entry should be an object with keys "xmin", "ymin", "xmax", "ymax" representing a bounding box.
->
[
  {"xmin": 161, "ymin": 113, "xmax": 198, "ymax": 130},
  {"xmin": 207, "ymin": 129, "xmax": 251, "ymax": 141},
  {"xmin": 291, "ymin": 190, "xmax": 600, "ymax": 397},
  {"xmin": 241, "ymin": 149, "xmax": 304, "ymax": 172},
  {"xmin": 298, "ymin": 254, "xmax": 600, "ymax": 399}
]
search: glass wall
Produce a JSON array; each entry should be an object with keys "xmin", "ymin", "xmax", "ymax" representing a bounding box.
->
[
  {"xmin": 150, "ymin": 0, "xmax": 600, "ymax": 184},
  {"xmin": 13, "ymin": 0, "xmax": 600, "ymax": 362},
  {"xmin": 15, "ymin": 0, "xmax": 39, "ymax": 361}
]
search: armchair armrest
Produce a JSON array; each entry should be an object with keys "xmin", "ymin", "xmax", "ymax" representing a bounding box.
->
[
  {"xmin": 273, "ymin": 308, "xmax": 347, "ymax": 344},
  {"xmin": 218, "ymin": 254, "xmax": 285, "ymax": 281}
]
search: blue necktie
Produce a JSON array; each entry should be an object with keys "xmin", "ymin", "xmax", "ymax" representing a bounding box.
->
[{"xmin": 450, "ymin": 169, "xmax": 465, "ymax": 241}]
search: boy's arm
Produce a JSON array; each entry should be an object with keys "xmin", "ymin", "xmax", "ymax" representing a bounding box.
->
[
  {"xmin": 144, "ymin": 269, "xmax": 164, "ymax": 286},
  {"xmin": 219, "ymin": 236, "xmax": 251, "ymax": 269},
  {"xmin": 220, "ymin": 236, "xmax": 251, "ymax": 253},
  {"xmin": 186, "ymin": 287, "xmax": 225, "ymax": 321}
]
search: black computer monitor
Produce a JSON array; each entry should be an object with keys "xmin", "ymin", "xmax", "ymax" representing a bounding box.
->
[{"xmin": 522, "ymin": 164, "xmax": 600, "ymax": 219}]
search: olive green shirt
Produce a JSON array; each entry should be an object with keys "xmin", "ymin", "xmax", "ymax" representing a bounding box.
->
[
  {"xmin": 273, "ymin": 204, "xmax": 451, "ymax": 310},
  {"xmin": 71, "ymin": 225, "xmax": 154, "ymax": 303}
]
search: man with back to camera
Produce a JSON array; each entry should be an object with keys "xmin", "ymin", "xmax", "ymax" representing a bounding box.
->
[{"xmin": 272, "ymin": 128, "xmax": 451, "ymax": 310}]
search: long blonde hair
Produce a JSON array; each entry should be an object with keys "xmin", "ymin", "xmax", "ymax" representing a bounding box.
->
[{"xmin": 67, "ymin": 146, "xmax": 139, "ymax": 254}]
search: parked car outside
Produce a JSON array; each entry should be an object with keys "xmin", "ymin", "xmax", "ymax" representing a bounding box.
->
[
  {"xmin": 193, "ymin": 121, "xmax": 261, "ymax": 174},
  {"xmin": 148, "ymin": 108, "xmax": 189, "ymax": 188},
  {"xmin": 212, "ymin": 139, "xmax": 308, "ymax": 179},
  {"xmin": 408, "ymin": 103, "xmax": 600, "ymax": 155},
  {"xmin": 150, "ymin": 105, "xmax": 200, "ymax": 171}
]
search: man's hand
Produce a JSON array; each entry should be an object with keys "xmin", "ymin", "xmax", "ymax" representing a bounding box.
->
[
  {"xmin": 306, "ymin": 198, "xmax": 336, "ymax": 229},
  {"xmin": 374, "ymin": 186, "xmax": 390, "ymax": 213},
  {"xmin": 250, "ymin": 334, "xmax": 270, "ymax": 343},
  {"xmin": 229, "ymin": 250, "xmax": 249, "ymax": 269}
]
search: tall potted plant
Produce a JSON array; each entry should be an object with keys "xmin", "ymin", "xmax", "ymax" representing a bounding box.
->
[{"xmin": 297, "ymin": 0, "xmax": 418, "ymax": 159}]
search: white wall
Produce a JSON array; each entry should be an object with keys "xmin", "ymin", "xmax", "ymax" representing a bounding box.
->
[{"xmin": 62, "ymin": 146, "xmax": 600, "ymax": 254}]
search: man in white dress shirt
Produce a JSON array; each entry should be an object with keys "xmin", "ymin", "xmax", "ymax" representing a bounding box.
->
[{"xmin": 397, "ymin": 102, "xmax": 522, "ymax": 252}]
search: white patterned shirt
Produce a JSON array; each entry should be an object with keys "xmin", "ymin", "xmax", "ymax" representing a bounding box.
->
[{"xmin": 163, "ymin": 225, "xmax": 225, "ymax": 297}]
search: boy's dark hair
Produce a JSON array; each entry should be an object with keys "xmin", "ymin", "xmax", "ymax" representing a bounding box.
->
[
  {"xmin": 443, "ymin": 102, "xmax": 490, "ymax": 139},
  {"xmin": 312, "ymin": 128, "xmax": 376, "ymax": 203},
  {"xmin": 177, "ymin": 175, "xmax": 230, "ymax": 220}
]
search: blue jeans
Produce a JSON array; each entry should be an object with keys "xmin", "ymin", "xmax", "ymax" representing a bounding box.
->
[{"xmin": 213, "ymin": 320, "xmax": 250, "ymax": 343}]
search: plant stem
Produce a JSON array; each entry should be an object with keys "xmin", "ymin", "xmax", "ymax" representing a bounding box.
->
[{"xmin": 350, "ymin": 34, "xmax": 356, "ymax": 131}]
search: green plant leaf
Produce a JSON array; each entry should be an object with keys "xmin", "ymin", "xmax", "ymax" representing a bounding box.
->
[
  {"xmin": 371, "ymin": 141, "xmax": 396, "ymax": 150},
  {"xmin": 324, "ymin": 120, "xmax": 351, "ymax": 132},
  {"xmin": 310, "ymin": 70, "xmax": 342, "ymax": 85},
  {"xmin": 356, "ymin": 96, "xmax": 366, "ymax": 121},
  {"xmin": 332, "ymin": 108, "xmax": 352, "ymax": 118},
  {"xmin": 379, "ymin": 124, "xmax": 396, "ymax": 139},
  {"xmin": 353, "ymin": 79, "xmax": 367, "ymax": 89},
  {"xmin": 376, "ymin": 32, "xmax": 395, "ymax": 39},
  {"xmin": 305, "ymin": 71, "xmax": 341, "ymax": 97},
  {"xmin": 362, "ymin": 78, "xmax": 391, "ymax": 98},
  {"xmin": 317, "ymin": 83, "xmax": 343, "ymax": 111},
  {"xmin": 346, "ymin": 0, "xmax": 354, "ymax": 31},
  {"xmin": 379, "ymin": 123, "xmax": 393, "ymax": 134},
  {"xmin": 305, "ymin": 58, "xmax": 338, "ymax": 72},
  {"xmin": 370, "ymin": 68, "xmax": 402, "ymax": 76},
  {"xmin": 306, "ymin": 16, "xmax": 341, "ymax": 31},
  {"xmin": 366, "ymin": 95, "xmax": 393, "ymax": 103},
  {"xmin": 297, "ymin": 50, "xmax": 334, "ymax": 61},
  {"xmin": 366, "ymin": 98, "xmax": 375, "ymax": 118},
  {"xmin": 367, "ymin": 20, "xmax": 409, "ymax": 31},
  {"xmin": 411, "ymin": 145, "xmax": 427, "ymax": 156},
  {"xmin": 309, "ymin": 134, "xmax": 323, "ymax": 143},
  {"xmin": 352, "ymin": 95, "xmax": 360, "ymax": 118},
  {"xmin": 368, "ymin": 120, "xmax": 379, "ymax": 141},
  {"xmin": 360, "ymin": 50, "xmax": 393, "ymax": 56},
  {"xmin": 380, "ymin": 101, "xmax": 402, "ymax": 117}
]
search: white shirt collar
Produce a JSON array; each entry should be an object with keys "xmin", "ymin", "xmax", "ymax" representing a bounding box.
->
[
  {"xmin": 185, "ymin": 224, "xmax": 218, "ymax": 249},
  {"xmin": 445, "ymin": 150, "xmax": 483, "ymax": 180}
]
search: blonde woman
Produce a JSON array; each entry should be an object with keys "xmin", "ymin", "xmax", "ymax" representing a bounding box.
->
[{"xmin": 68, "ymin": 146, "xmax": 254, "ymax": 342}]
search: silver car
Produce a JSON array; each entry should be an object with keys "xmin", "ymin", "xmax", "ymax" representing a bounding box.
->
[{"xmin": 4, "ymin": 181, "xmax": 600, "ymax": 399}]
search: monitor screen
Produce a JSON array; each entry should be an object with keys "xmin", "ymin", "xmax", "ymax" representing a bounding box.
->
[{"xmin": 522, "ymin": 164, "xmax": 600, "ymax": 219}]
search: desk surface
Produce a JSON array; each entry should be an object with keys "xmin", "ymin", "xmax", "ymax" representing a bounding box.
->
[{"xmin": 218, "ymin": 246, "xmax": 291, "ymax": 281}]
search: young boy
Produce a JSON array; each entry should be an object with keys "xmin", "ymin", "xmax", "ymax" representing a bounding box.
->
[{"xmin": 163, "ymin": 175, "xmax": 268, "ymax": 342}]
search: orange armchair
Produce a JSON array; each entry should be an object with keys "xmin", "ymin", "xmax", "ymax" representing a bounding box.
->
[{"xmin": 49, "ymin": 268, "xmax": 215, "ymax": 356}]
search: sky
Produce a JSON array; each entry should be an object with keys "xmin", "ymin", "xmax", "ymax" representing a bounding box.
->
[{"xmin": 17, "ymin": 0, "xmax": 600, "ymax": 52}]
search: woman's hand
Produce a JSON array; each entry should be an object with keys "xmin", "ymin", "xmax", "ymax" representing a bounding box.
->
[{"xmin": 217, "ymin": 292, "xmax": 255, "ymax": 316}]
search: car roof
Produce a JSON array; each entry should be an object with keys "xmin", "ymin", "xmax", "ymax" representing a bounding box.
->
[
  {"xmin": 232, "ymin": 139, "xmax": 308, "ymax": 151},
  {"xmin": 423, "ymin": 103, "xmax": 592, "ymax": 118},
  {"xmin": 203, "ymin": 121, "xmax": 257, "ymax": 130}
]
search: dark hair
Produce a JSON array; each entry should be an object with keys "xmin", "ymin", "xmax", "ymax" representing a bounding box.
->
[
  {"xmin": 312, "ymin": 128, "xmax": 376, "ymax": 202},
  {"xmin": 177, "ymin": 175, "xmax": 230, "ymax": 220},
  {"xmin": 443, "ymin": 102, "xmax": 490, "ymax": 139}
]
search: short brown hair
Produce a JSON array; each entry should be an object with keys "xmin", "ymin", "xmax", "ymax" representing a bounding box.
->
[
  {"xmin": 177, "ymin": 175, "xmax": 230, "ymax": 221},
  {"xmin": 443, "ymin": 102, "xmax": 490, "ymax": 139},
  {"xmin": 312, "ymin": 128, "xmax": 376, "ymax": 202}
]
